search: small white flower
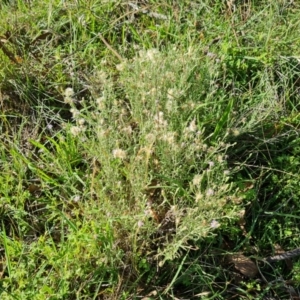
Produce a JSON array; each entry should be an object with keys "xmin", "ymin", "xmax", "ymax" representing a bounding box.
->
[
  {"xmin": 224, "ymin": 170, "xmax": 230, "ymax": 176},
  {"xmin": 64, "ymin": 88, "xmax": 75, "ymax": 104},
  {"xmin": 112, "ymin": 148, "xmax": 126, "ymax": 159},
  {"xmin": 166, "ymin": 99, "xmax": 175, "ymax": 113},
  {"xmin": 78, "ymin": 118, "xmax": 85, "ymax": 126},
  {"xmin": 146, "ymin": 48, "xmax": 160, "ymax": 61},
  {"xmin": 167, "ymin": 88, "xmax": 176, "ymax": 100},
  {"xmin": 217, "ymin": 155, "xmax": 223, "ymax": 163},
  {"xmin": 73, "ymin": 195, "xmax": 81, "ymax": 202},
  {"xmin": 232, "ymin": 128, "xmax": 240, "ymax": 136},
  {"xmin": 210, "ymin": 219, "xmax": 220, "ymax": 229},
  {"xmin": 64, "ymin": 97, "xmax": 74, "ymax": 104},
  {"xmin": 70, "ymin": 126, "xmax": 82, "ymax": 136},
  {"xmin": 122, "ymin": 126, "xmax": 133, "ymax": 136},
  {"xmin": 116, "ymin": 62, "xmax": 126, "ymax": 71},
  {"xmin": 96, "ymin": 96, "xmax": 106, "ymax": 110},
  {"xmin": 208, "ymin": 161, "xmax": 215, "ymax": 168},
  {"xmin": 145, "ymin": 133, "xmax": 156, "ymax": 144},
  {"xmin": 154, "ymin": 111, "xmax": 168, "ymax": 128},
  {"xmin": 188, "ymin": 119, "xmax": 197, "ymax": 132},
  {"xmin": 192, "ymin": 174, "xmax": 202, "ymax": 186},
  {"xmin": 137, "ymin": 220, "xmax": 144, "ymax": 228},
  {"xmin": 96, "ymin": 70, "xmax": 108, "ymax": 84},
  {"xmin": 165, "ymin": 71, "xmax": 175, "ymax": 81},
  {"xmin": 65, "ymin": 87, "xmax": 74, "ymax": 98},
  {"xmin": 70, "ymin": 108, "xmax": 80, "ymax": 119},
  {"xmin": 206, "ymin": 188, "xmax": 214, "ymax": 197},
  {"xmin": 160, "ymin": 132, "xmax": 176, "ymax": 145},
  {"xmin": 195, "ymin": 192, "xmax": 202, "ymax": 202}
]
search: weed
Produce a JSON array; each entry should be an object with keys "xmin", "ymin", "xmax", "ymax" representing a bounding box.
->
[{"xmin": 1, "ymin": 0, "xmax": 300, "ymax": 299}]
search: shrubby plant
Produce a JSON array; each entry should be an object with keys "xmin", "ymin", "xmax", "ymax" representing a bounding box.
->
[
  {"xmin": 1, "ymin": 0, "xmax": 300, "ymax": 299},
  {"xmin": 74, "ymin": 48, "xmax": 245, "ymax": 259}
]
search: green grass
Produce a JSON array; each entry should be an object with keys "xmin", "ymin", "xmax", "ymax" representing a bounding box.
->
[{"xmin": 1, "ymin": 0, "xmax": 300, "ymax": 299}]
